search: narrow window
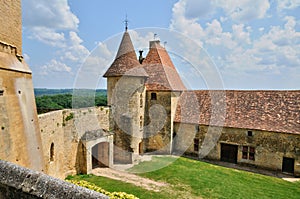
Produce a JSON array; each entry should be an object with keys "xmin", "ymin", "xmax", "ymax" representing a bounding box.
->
[
  {"xmin": 173, "ymin": 132, "xmax": 177, "ymax": 138},
  {"xmin": 140, "ymin": 93, "xmax": 143, "ymax": 108},
  {"xmin": 151, "ymin": 93, "xmax": 157, "ymax": 100},
  {"xmin": 247, "ymin": 131, "xmax": 253, "ymax": 136},
  {"xmin": 195, "ymin": 125, "xmax": 200, "ymax": 132},
  {"xmin": 0, "ymin": 90, "xmax": 4, "ymax": 96},
  {"xmin": 194, "ymin": 139, "xmax": 199, "ymax": 152},
  {"xmin": 50, "ymin": 143, "xmax": 54, "ymax": 161},
  {"xmin": 140, "ymin": 116, "xmax": 143, "ymax": 129}
]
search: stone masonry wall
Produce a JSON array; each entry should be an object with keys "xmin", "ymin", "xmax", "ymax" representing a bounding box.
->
[
  {"xmin": 0, "ymin": 68, "xmax": 44, "ymax": 172},
  {"xmin": 0, "ymin": 0, "xmax": 22, "ymax": 54},
  {"xmin": 38, "ymin": 107, "xmax": 110, "ymax": 179},
  {"xmin": 144, "ymin": 91, "xmax": 172, "ymax": 154},
  {"xmin": 174, "ymin": 123, "xmax": 300, "ymax": 176},
  {"xmin": 0, "ymin": 160, "xmax": 108, "ymax": 199}
]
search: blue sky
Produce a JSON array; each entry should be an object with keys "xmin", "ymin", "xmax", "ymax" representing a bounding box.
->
[{"xmin": 22, "ymin": 0, "xmax": 300, "ymax": 89}]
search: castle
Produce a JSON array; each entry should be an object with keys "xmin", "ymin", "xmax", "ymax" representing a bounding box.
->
[
  {"xmin": 0, "ymin": 0, "xmax": 299, "ymax": 182},
  {"xmin": 29, "ymin": 27, "xmax": 300, "ymax": 178}
]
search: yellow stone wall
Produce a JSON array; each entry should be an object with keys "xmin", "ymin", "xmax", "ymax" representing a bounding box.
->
[
  {"xmin": 144, "ymin": 91, "xmax": 172, "ymax": 154},
  {"xmin": 0, "ymin": 0, "xmax": 22, "ymax": 54},
  {"xmin": 174, "ymin": 123, "xmax": 300, "ymax": 176},
  {"xmin": 0, "ymin": 62, "xmax": 44, "ymax": 172},
  {"xmin": 38, "ymin": 107, "xmax": 111, "ymax": 179}
]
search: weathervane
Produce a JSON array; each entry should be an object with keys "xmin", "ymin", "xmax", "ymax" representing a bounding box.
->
[
  {"xmin": 154, "ymin": 33, "xmax": 158, "ymax": 40},
  {"xmin": 124, "ymin": 14, "xmax": 129, "ymax": 31}
]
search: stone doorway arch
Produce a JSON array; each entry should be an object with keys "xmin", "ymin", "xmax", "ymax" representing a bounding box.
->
[{"xmin": 80, "ymin": 129, "xmax": 114, "ymax": 174}]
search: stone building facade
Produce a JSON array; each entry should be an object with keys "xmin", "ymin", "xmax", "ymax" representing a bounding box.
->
[
  {"xmin": 173, "ymin": 90, "xmax": 300, "ymax": 176},
  {"xmin": 103, "ymin": 30, "xmax": 300, "ymax": 176}
]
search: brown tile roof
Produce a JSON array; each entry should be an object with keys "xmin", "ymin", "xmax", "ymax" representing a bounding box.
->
[
  {"xmin": 174, "ymin": 90, "xmax": 300, "ymax": 134},
  {"xmin": 103, "ymin": 31, "xmax": 147, "ymax": 77},
  {"xmin": 142, "ymin": 41, "xmax": 186, "ymax": 91}
]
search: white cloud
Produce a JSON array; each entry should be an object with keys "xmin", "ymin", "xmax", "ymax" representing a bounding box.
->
[
  {"xmin": 23, "ymin": 0, "xmax": 79, "ymax": 30},
  {"xmin": 170, "ymin": 0, "xmax": 300, "ymax": 89},
  {"xmin": 277, "ymin": 0, "xmax": 300, "ymax": 11},
  {"xmin": 23, "ymin": 0, "xmax": 92, "ymax": 81},
  {"xmin": 28, "ymin": 27, "xmax": 66, "ymax": 47},
  {"xmin": 63, "ymin": 31, "xmax": 90, "ymax": 63},
  {"xmin": 237, "ymin": 16, "xmax": 300, "ymax": 71},
  {"xmin": 41, "ymin": 59, "xmax": 72, "ymax": 75},
  {"xmin": 170, "ymin": 0, "xmax": 205, "ymax": 46},
  {"xmin": 215, "ymin": 0, "xmax": 270, "ymax": 22},
  {"xmin": 185, "ymin": 0, "xmax": 213, "ymax": 18},
  {"xmin": 232, "ymin": 24, "xmax": 251, "ymax": 44}
]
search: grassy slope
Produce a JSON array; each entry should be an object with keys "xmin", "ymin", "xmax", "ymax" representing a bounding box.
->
[{"xmin": 69, "ymin": 157, "xmax": 300, "ymax": 199}]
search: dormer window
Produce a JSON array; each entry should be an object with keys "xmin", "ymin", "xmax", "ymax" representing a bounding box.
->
[{"xmin": 151, "ymin": 93, "xmax": 157, "ymax": 100}]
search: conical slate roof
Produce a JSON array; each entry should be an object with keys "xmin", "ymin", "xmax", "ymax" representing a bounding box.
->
[
  {"xmin": 142, "ymin": 40, "xmax": 186, "ymax": 91},
  {"xmin": 103, "ymin": 31, "xmax": 147, "ymax": 77}
]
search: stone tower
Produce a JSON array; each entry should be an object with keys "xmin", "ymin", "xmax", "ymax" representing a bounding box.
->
[
  {"xmin": 104, "ymin": 29, "xmax": 186, "ymax": 162},
  {"xmin": 104, "ymin": 30, "xmax": 148, "ymax": 163},
  {"xmin": 0, "ymin": 0, "xmax": 44, "ymax": 171},
  {"xmin": 142, "ymin": 40, "xmax": 186, "ymax": 154}
]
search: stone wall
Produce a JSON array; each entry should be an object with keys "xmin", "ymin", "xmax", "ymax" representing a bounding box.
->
[
  {"xmin": 0, "ymin": 0, "xmax": 22, "ymax": 54},
  {"xmin": 38, "ymin": 107, "xmax": 111, "ymax": 179},
  {"xmin": 144, "ymin": 91, "xmax": 172, "ymax": 154},
  {"xmin": 0, "ymin": 0, "xmax": 44, "ymax": 172},
  {"xmin": 0, "ymin": 60, "xmax": 44, "ymax": 172},
  {"xmin": 109, "ymin": 76, "xmax": 146, "ymax": 163},
  {"xmin": 173, "ymin": 122, "xmax": 300, "ymax": 176},
  {"xmin": 0, "ymin": 160, "xmax": 108, "ymax": 199}
]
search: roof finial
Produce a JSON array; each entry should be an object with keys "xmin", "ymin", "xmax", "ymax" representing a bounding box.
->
[
  {"xmin": 154, "ymin": 33, "xmax": 157, "ymax": 40},
  {"xmin": 124, "ymin": 14, "xmax": 129, "ymax": 31},
  {"xmin": 164, "ymin": 41, "xmax": 167, "ymax": 48}
]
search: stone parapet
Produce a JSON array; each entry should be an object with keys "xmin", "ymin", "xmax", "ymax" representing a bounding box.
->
[{"xmin": 0, "ymin": 160, "xmax": 108, "ymax": 199}]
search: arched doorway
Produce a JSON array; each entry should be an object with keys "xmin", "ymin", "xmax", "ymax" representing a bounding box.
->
[{"xmin": 92, "ymin": 142, "xmax": 109, "ymax": 169}]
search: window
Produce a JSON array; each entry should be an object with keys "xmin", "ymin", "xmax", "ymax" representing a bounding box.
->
[
  {"xmin": 0, "ymin": 90, "xmax": 4, "ymax": 96},
  {"xmin": 173, "ymin": 132, "xmax": 177, "ymax": 138},
  {"xmin": 50, "ymin": 143, "xmax": 54, "ymax": 161},
  {"xmin": 140, "ymin": 116, "xmax": 143, "ymax": 129},
  {"xmin": 242, "ymin": 146, "xmax": 248, "ymax": 159},
  {"xmin": 140, "ymin": 93, "xmax": 143, "ymax": 108},
  {"xmin": 249, "ymin": 147, "xmax": 255, "ymax": 160},
  {"xmin": 247, "ymin": 131, "xmax": 253, "ymax": 136},
  {"xmin": 242, "ymin": 146, "xmax": 255, "ymax": 160},
  {"xmin": 151, "ymin": 92, "xmax": 157, "ymax": 100},
  {"xmin": 195, "ymin": 125, "xmax": 200, "ymax": 132},
  {"xmin": 194, "ymin": 139, "xmax": 199, "ymax": 152}
]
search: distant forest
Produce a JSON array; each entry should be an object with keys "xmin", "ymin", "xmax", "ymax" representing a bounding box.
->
[{"xmin": 34, "ymin": 89, "xmax": 107, "ymax": 114}]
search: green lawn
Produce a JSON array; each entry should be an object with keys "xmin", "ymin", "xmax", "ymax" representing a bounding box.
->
[
  {"xmin": 68, "ymin": 156, "xmax": 300, "ymax": 199},
  {"xmin": 66, "ymin": 174, "xmax": 170, "ymax": 199}
]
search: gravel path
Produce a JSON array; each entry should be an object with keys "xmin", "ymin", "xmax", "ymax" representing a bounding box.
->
[{"xmin": 91, "ymin": 167, "xmax": 168, "ymax": 192}]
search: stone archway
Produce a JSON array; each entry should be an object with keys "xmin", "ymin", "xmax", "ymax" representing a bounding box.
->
[
  {"xmin": 92, "ymin": 142, "xmax": 109, "ymax": 169},
  {"xmin": 80, "ymin": 129, "xmax": 114, "ymax": 174}
]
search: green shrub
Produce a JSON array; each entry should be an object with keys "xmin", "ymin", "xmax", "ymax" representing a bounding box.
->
[
  {"xmin": 65, "ymin": 113, "xmax": 74, "ymax": 121},
  {"xmin": 67, "ymin": 179, "xmax": 139, "ymax": 199}
]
